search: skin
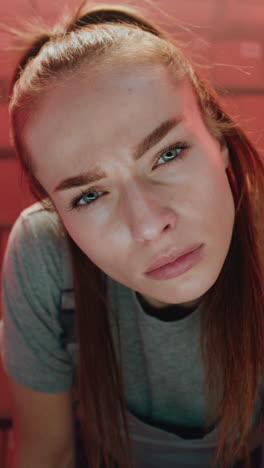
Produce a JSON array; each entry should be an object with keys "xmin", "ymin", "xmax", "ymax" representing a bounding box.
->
[{"xmin": 23, "ymin": 62, "xmax": 235, "ymax": 310}]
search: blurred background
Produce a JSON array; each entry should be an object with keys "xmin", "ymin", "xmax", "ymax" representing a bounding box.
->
[{"xmin": 0, "ymin": 0, "xmax": 264, "ymax": 466}]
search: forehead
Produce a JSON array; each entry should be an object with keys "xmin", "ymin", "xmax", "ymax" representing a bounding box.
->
[{"xmin": 23, "ymin": 63, "xmax": 202, "ymax": 189}]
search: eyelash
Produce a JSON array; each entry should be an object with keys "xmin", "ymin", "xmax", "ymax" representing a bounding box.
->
[{"xmin": 68, "ymin": 141, "xmax": 191, "ymax": 211}]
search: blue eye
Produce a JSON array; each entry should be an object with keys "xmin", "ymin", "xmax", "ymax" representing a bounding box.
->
[
  {"xmin": 69, "ymin": 189, "xmax": 103, "ymax": 210},
  {"xmin": 79, "ymin": 191, "xmax": 100, "ymax": 204},
  {"xmin": 154, "ymin": 144, "xmax": 189, "ymax": 167}
]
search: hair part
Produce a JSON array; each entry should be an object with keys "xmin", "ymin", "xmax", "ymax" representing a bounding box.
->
[{"xmin": 6, "ymin": 2, "xmax": 264, "ymax": 468}]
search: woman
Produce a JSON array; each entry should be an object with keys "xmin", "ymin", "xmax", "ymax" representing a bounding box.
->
[{"xmin": 1, "ymin": 1, "xmax": 264, "ymax": 468}]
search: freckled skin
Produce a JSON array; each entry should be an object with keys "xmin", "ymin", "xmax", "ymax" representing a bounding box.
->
[{"xmin": 23, "ymin": 63, "xmax": 235, "ymax": 309}]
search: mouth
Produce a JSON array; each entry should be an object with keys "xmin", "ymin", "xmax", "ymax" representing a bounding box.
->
[{"xmin": 144, "ymin": 244, "xmax": 204, "ymax": 281}]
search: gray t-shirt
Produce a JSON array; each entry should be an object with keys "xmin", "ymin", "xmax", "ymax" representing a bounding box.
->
[{"xmin": 1, "ymin": 202, "xmax": 264, "ymax": 468}]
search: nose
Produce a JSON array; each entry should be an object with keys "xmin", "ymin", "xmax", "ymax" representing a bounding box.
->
[{"xmin": 121, "ymin": 180, "xmax": 177, "ymax": 243}]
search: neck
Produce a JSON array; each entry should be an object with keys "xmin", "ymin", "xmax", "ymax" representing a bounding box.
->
[{"xmin": 139, "ymin": 293, "xmax": 205, "ymax": 310}]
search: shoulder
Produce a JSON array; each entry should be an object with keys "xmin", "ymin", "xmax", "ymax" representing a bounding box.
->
[
  {"xmin": 17, "ymin": 200, "xmax": 64, "ymax": 245},
  {"xmin": 1, "ymin": 202, "xmax": 75, "ymax": 393},
  {"xmin": 3, "ymin": 201, "xmax": 72, "ymax": 291}
]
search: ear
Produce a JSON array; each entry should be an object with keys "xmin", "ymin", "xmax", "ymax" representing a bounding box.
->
[{"xmin": 221, "ymin": 144, "xmax": 230, "ymax": 169}]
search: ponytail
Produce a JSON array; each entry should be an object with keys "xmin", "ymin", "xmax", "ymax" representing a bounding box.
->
[{"xmin": 9, "ymin": 2, "xmax": 167, "ymax": 97}]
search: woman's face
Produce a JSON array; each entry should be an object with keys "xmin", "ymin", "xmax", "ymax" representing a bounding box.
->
[{"xmin": 23, "ymin": 63, "xmax": 235, "ymax": 308}]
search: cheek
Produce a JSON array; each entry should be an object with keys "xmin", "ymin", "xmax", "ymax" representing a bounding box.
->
[
  {"xmin": 61, "ymin": 214, "xmax": 124, "ymax": 269},
  {"xmin": 179, "ymin": 155, "xmax": 235, "ymax": 238},
  {"xmin": 61, "ymin": 214, "xmax": 100, "ymax": 254},
  {"xmin": 197, "ymin": 166, "xmax": 235, "ymax": 244},
  {"xmin": 210, "ymin": 166, "xmax": 235, "ymax": 216}
]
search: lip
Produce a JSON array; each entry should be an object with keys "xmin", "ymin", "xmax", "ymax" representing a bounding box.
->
[
  {"xmin": 144, "ymin": 243, "xmax": 203, "ymax": 273},
  {"xmin": 144, "ymin": 244, "xmax": 204, "ymax": 280}
]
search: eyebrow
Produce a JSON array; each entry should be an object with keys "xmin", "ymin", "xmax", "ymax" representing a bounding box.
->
[{"xmin": 54, "ymin": 116, "xmax": 182, "ymax": 193}]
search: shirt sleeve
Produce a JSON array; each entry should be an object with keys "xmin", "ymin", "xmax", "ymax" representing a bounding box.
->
[{"xmin": 0, "ymin": 204, "xmax": 74, "ymax": 393}]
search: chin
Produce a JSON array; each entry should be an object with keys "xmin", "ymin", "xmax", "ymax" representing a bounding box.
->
[{"xmin": 144, "ymin": 267, "xmax": 221, "ymax": 307}]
